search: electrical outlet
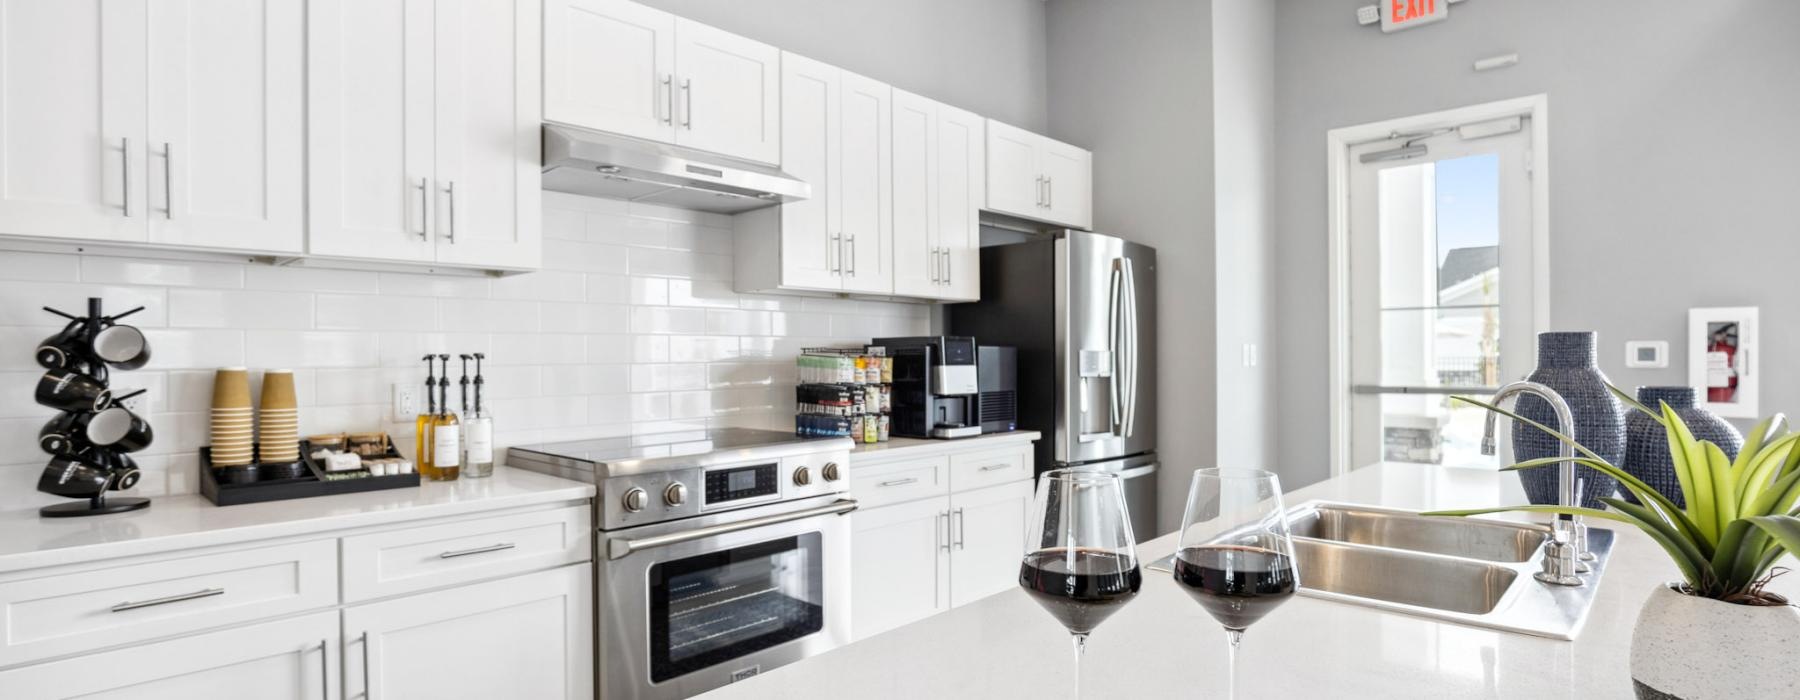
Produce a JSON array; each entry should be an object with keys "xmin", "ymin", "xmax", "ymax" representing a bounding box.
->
[{"xmin": 393, "ymin": 384, "xmax": 418, "ymax": 421}]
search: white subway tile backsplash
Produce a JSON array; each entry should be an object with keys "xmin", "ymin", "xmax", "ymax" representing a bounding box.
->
[{"xmin": 0, "ymin": 195, "xmax": 926, "ymax": 503}]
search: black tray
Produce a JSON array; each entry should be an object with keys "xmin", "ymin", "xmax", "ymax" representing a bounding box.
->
[{"xmin": 199, "ymin": 440, "xmax": 420, "ymax": 506}]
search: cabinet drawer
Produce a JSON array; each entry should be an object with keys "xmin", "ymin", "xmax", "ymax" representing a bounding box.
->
[
  {"xmin": 0, "ymin": 539, "xmax": 337, "ymax": 667},
  {"xmin": 849, "ymin": 455, "xmax": 949, "ymax": 509},
  {"xmin": 341, "ymin": 506, "xmax": 589, "ymax": 602},
  {"xmin": 949, "ymin": 446, "xmax": 1031, "ymax": 492}
]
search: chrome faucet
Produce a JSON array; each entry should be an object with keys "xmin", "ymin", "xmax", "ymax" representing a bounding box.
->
[{"xmin": 1480, "ymin": 381, "xmax": 1586, "ymax": 587}]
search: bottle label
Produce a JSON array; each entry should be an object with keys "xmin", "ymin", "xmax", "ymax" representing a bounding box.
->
[
  {"xmin": 467, "ymin": 420, "xmax": 494, "ymax": 465},
  {"xmin": 434, "ymin": 425, "xmax": 461, "ymax": 468}
]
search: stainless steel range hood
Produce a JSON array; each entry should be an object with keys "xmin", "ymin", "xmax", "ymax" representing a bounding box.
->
[{"xmin": 541, "ymin": 124, "xmax": 808, "ymax": 214}]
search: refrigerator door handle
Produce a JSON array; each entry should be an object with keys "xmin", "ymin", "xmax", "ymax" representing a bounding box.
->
[
  {"xmin": 1108, "ymin": 259, "xmax": 1125, "ymax": 437},
  {"xmin": 1122, "ymin": 257, "xmax": 1139, "ymax": 438}
]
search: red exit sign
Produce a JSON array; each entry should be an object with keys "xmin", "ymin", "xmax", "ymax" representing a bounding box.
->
[{"xmin": 1382, "ymin": 0, "xmax": 1449, "ymax": 32}]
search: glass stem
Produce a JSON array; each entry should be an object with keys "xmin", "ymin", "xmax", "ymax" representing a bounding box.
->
[
  {"xmin": 1225, "ymin": 628, "xmax": 1244, "ymax": 700},
  {"xmin": 1071, "ymin": 633, "xmax": 1087, "ymax": 699}
]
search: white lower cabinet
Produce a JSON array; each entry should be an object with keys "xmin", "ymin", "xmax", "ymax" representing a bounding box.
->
[
  {"xmin": 849, "ymin": 441, "xmax": 1035, "ymax": 641},
  {"xmin": 344, "ymin": 565, "xmax": 592, "ymax": 700},
  {"xmin": 0, "ymin": 611, "xmax": 340, "ymax": 699}
]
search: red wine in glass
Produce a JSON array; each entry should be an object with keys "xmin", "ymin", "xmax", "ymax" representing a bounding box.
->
[
  {"xmin": 1173, "ymin": 544, "xmax": 1296, "ymax": 630},
  {"xmin": 1020, "ymin": 547, "xmax": 1143, "ymax": 634}
]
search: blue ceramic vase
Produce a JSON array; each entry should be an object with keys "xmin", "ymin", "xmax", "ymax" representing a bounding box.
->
[
  {"xmin": 1623, "ymin": 386, "xmax": 1741, "ymax": 509},
  {"xmin": 1512, "ymin": 332, "xmax": 1624, "ymax": 508}
]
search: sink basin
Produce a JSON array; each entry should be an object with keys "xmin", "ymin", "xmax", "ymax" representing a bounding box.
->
[
  {"xmin": 1288, "ymin": 503, "xmax": 1549, "ymax": 563},
  {"xmin": 1150, "ymin": 500, "xmax": 1614, "ymax": 640}
]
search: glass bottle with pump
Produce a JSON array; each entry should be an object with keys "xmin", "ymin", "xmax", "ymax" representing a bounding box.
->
[
  {"xmin": 415, "ymin": 355, "xmax": 438, "ymax": 478},
  {"xmin": 429, "ymin": 354, "xmax": 461, "ymax": 480},
  {"xmin": 462, "ymin": 353, "xmax": 494, "ymax": 478}
]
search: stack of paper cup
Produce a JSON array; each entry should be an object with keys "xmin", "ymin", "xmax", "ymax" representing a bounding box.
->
[
  {"xmin": 259, "ymin": 370, "xmax": 300, "ymax": 463},
  {"xmin": 210, "ymin": 368, "xmax": 254, "ymax": 466}
]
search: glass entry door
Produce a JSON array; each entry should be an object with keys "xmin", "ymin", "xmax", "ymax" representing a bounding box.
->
[{"xmin": 1345, "ymin": 117, "xmax": 1537, "ymax": 470}]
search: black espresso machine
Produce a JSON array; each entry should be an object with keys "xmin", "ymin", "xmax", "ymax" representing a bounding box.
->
[{"xmin": 872, "ymin": 336, "xmax": 1016, "ymax": 439}]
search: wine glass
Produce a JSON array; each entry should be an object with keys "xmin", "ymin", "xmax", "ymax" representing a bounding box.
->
[
  {"xmin": 1172, "ymin": 468, "xmax": 1298, "ymax": 699},
  {"xmin": 1019, "ymin": 468, "xmax": 1142, "ymax": 698}
]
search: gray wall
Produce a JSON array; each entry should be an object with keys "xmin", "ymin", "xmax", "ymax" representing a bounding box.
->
[
  {"xmin": 1273, "ymin": 0, "xmax": 1800, "ymax": 487},
  {"xmin": 1212, "ymin": 1, "xmax": 1277, "ymax": 472},
  {"xmin": 1047, "ymin": 0, "xmax": 1215, "ymax": 535},
  {"xmin": 637, "ymin": 0, "xmax": 1049, "ymax": 131}
]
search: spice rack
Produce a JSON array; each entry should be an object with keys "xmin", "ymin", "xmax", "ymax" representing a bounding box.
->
[{"xmin": 795, "ymin": 346, "xmax": 891, "ymax": 443}]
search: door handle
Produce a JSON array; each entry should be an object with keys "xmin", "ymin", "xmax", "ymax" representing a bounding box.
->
[
  {"xmin": 953, "ymin": 508, "xmax": 966, "ymax": 550},
  {"xmin": 681, "ymin": 78, "xmax": 693, "ymax": 129},
  {"xmin": 438, "ymin": 542, "xmax": 513, "ymax": 559},
  {"xmin": 110, "ymin": 587, "xmax": 225, "ymax": 612},
  {"xmin": 830, "ymin": 233, "xmax": 842, "ymax": 273},
  {"xmin": 944, "ymin": 248, "xmax": 952, "ymax": 284},
  {"xmin": 660, "ymin": 74, "xmax": 673, "ymax": 124},
  {"xmin": 444, "ymin": 181, "xmax": 456, "ymax": 243},
  {"xmin": 846, "ymin": 234, "xmax": 857, "ymax": 276},
  {"xmin": 1108, "ymin": 260, "xmax": 1124, "ymax": 435},
  {"xmin": 162, "ymin": 142, "xmax": 173, "ymax": 219},
  {"xmin": 929, "ymin": 247, "xmax": 939, "ymax": 283},
  {"xmin": 877, "ymin": 477, "xmax": 918, "ymax": 488},
  {"xmin": 415, "ymin": 178, "xmax": 429, "ymax": 240},
  {"xmin": 1122, "ymin": 257, "xmax": 1139, "ymax": 437},
  {"xmin": 1045, "ymin": 177, "xmax": 1054, "ymax": 209},
  {"xmin": 360, "ymin": 630, "xmax": 371, "ymax": 699},
  {"xmin": 938, "ymin": 511, "xmax": 951, "ymax": 551},
  {"xmin": 120, "ymin": 137, "xmax": 131, "ymax": 217},
  {"xmin": 317, "ymin": 638, "xmax": 329, "ymax": 700}
]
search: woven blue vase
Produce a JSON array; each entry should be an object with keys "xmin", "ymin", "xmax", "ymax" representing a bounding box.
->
[
  {"xmin": 1512, "ymin": 332, "xmax": 1624, "ymax": 508},
  {"xmin": 1623, "ymin": 386, "xmax": 1741, "ymax": 508}
]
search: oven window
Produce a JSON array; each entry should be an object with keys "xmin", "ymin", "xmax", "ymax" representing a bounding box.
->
[{"xmin": 649, "ymin": 533, "xmax": 824, "ymax": 683}]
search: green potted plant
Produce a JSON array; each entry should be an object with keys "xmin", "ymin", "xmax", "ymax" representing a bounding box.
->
[{"xmin": 1428, "ymin": 391, "xmax": 1800, "ymax": 700}]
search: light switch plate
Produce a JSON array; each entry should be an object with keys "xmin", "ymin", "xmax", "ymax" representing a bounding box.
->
[{"xmin": 392, "ymin": 384, "xmax": 418, "ymax": 420}]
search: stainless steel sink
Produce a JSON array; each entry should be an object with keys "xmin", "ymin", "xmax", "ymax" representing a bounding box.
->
[{"xmin": 1150, "ymin": 501, "xmax": 1613, "ymax": 640}]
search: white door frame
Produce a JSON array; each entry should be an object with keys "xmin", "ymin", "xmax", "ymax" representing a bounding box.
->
[{"xmin": 1325, "ymin": 94, "xmax": 1551, "ymax": 477}]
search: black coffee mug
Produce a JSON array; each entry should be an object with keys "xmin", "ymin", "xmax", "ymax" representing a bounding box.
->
[
  {"xmin": 35, "ymin": 370, "xmax": 111, "ymax": 413},
  {"xmin": 37, "ymin": 455, "xmax": 111, "ymax": 498},
  {"xmin": 34, "ymin": 321, "xmax": 91, "ymax": 370},
  {"xmin": 37, "ymin": 413, "xmax": 87, "ymax": 456},
  {"xmin": 93, "ymin": 323, "xmax": 151, "ymax": 370},
  {"xmin": 100, "ymin": 452, "xmax": 142, "ymax": 491},
  {"xmin": 79, "ymin": 406, "xmax": 154, "ymax": 453}
]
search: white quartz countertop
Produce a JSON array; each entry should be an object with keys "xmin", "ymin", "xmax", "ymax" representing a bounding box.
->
[
  {"xmin": 0, "ymin": 466, "xmax": 594, "ymax": 574},
  {"xmin": 849, "ymin": 430, "xmax": 1039, "ymax": 461},
  {"xmin": 700, "ymin": 462, "xmax": 1799, "ymax": 699}
]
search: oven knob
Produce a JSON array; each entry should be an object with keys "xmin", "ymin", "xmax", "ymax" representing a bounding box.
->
[
  {"xmin": 663, "ymin": 482, "xmax": 688, "ymax": 506},
  {"xmin": 822, "ymin": 462, "xmax": 841, "ymax": 482},
  {"xmin": 793, "ymin": 467, "xmax": 812, "ymax": 486},
  {"xmin": 621, "ymin": 487, "xmax": 648, "ymax": 513}
]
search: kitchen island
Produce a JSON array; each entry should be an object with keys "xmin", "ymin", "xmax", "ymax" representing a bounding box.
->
[{"xmin": 701, "ymin": 462, "xmax": 1799, "ymax": 699}]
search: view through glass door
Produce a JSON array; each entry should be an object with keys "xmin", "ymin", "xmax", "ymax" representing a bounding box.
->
[{"xmin": 1345, "ymin": 116, "xmax": 1537, "ymax": 470}]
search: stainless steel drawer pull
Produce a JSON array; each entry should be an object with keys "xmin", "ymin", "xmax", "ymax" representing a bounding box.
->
[
  {"xmin": 438, "ymin": 542, "xmax": 515, "ymax": 559},
  {"xmin": 120, "ymin": 137, "xmax": 131, "ymax": 217},
  {"xmin": 415, "ymin": 177, "xmax": 430, "ymax": 240},
  {"xmin": 317, "ymin": 638, "xmax": 329, "ymax": 700},
  {"xmin": 878, "ymin": 477, "xmax": 919, "ymax": 488},
  {"xmin": 110, "ymin": 587, "xmax": 225, "ymax": 613},
  {"xmin": 163, "ymin": 142, "xmax": 174, "ymax": 219},
  {"xmin": 978, "ymin": 463, "xmax": 1013, "ymax": 472}
]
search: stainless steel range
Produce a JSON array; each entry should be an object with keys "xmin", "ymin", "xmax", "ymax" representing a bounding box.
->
[{"xmin": 508, "ymin": 429, "xmax": 856, "ymax": 699}]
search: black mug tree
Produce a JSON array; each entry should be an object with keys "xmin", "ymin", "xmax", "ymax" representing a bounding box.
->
[{"xmin": 34, "ymin": 297, "xmax": 154, "ymax": 517}]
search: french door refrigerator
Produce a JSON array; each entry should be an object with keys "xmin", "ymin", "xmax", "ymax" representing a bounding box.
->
[{"xmin": 947, "ymin": 231, "xmax": 1158, "ymax": 540}]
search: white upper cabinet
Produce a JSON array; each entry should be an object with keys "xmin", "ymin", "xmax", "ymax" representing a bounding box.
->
[
  {"xmin": 735, "ymin": 54, "xmax": 890, "ymax": 296},
  {"xmin": 147, "ymin": 0, "xmax": 306, "ymax": 253},
  {"xmin": 544, "ymin": 0, "xmax": 779, "ymax": 165},
  {"xmin": 310, "ymin": 0, "xmax": 540, "ymax": 270},
  {"xmin": 0, "ymin": 0, "xmax": 304, "ymax": 251},
  {"xmin": 893, "ymin": 90, "xmax": 983, "ymax": 301},
  {"xmin": 672, "ymin": 17, "xmax": 781, "ymax": 165},
  {"xmin": 984, "ymin": 119, "xmax": 1093, "ymax": 230},
  {"xmin": 543, "ymin": 0, "xmax": 674, "ymax": 143}
]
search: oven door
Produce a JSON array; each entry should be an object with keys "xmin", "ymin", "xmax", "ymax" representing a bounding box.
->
[{"xmin": 597, "ymin": 496, "xmax": 857, "ymax": 700}]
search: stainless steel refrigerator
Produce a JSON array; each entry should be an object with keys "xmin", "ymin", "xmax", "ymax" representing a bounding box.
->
[{"xmin": 947, "ymin": 231, "xmax": 1158, "ymax": 540}]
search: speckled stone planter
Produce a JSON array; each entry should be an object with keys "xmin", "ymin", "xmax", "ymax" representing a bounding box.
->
[{"xmin": 1630, "ymin": 583, "xmax": 1800, "ymax": 699}]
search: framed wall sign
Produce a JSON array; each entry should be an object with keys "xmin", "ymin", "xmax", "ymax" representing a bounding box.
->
[{"xmin": 1689, "ymin": 307, "xmax": 1759, "ymax": 418}]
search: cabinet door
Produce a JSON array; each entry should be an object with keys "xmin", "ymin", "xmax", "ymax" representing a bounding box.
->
[
  {"xmin": 145, "ymin": 0, "xmax": 304, "ymax": 253},
  {"xmin": 0, "ymin": 0, "xmax": 146, "ymax": 242},
  {"xmin": 542, "ymin": 0, "xmax": 674, "ymax": 143},
  {"xmin": 850, "ymin": 497, "xmax": 950, "ymax": 641},
  {"xmin": 1041, "ymin": 139, "xmax": 1093, "ymax": 230},
  {"xmin": 889, "ymin": 89, "xmax": 938, "ymax": 298},
  {"xmin": 432, "ymin": 0, "xmax": 541, "ymax": 270},
  {"xmin": 307, "ymin": 0, "xmax": 436, "ymax": 262},
  {"xmin": 0, "ymin": 612, "xmax": 338, "ymax": 699},
  {"xmin": 344, "ymin": 565, "xmax": 592, "ymax": 700},
  {"xmin": 774, "ymin": 52, "xmax": 840, "ymax": 291},
  {"xmin": 936, "ymin": 103, "xmax": 984, "ymax": 301},
  {"xmin": 836, "ymin": 71, "xmax": 892, "ymax": 294},
  {"xmin": 983, "ymin": 119, "xmax": 1040, "ymax": 221},
  {"xmin": 949, "ymin": 479, "xmax": 1032, "ymax": 607},
  {"xmin": 672, "ymin": 17, "xmax": 779, "ymax": 165}
]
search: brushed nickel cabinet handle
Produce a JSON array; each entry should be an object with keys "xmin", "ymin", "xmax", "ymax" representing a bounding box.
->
[
  {"xmin": 953, "ymin": 507, "xmax": 966, "ymax": 549},
  {"xmin": 120, "ymin": 137, "xmax": 131, "ymax": 217},
  {"xmin": 681, "ymin": 78, "xmax": 692, "ymax": 129},
  {"xmin": 317, "ymin": 638, "xmax": 329, "ymax": 700},
  {"xmin": 110, "ymin": 587, "xmax": 224, "ymax": 612},
  {"xmin": 846, "ymin": 234, "xmax": 857, "ymax": 276},
  {"xmin": 660, "ymin": 74, "xmax": 673, "ymax": 124},
  {"xmin": 162, "ymin": 142, "xmax": 173, "ymax": 219},
  {"xmin": 444, "ymin": 181, "xmax": 456, "ymax": 243},
  {"xmin": 878, "ymin": 477, "xmax": 918, "ymax": 488},
  {"xmin": 978, "ymin": 463, "xmax": 1012, "ymax": 472},
  {"xmin": 830, "ymin": 233, "xmax": 842, "ymax": 273},
  {"xmin": 415, "ymin": 178, "xmax": 429, "ymax": 240},
  {"xmin": 938, "ymin": 511, "xmax": 950, "ymax": 551},
  {"xmin": 438, "ymin": 542, "xmax": 514, "ymax": 559},
  {"xmin": 361, "ymin": 630, "xmax": 372, "ymax": 698}
]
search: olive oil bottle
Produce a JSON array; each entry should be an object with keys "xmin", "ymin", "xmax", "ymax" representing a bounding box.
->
[
  {"xmin": 415, "ymin": 355, "xmax": 439, "ymax": 478},
  {"xmin": 429, "ymin": 354, "xmax": 461, "ymax": 480}
]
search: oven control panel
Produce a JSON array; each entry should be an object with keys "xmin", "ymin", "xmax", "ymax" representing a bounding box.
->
[
  {"xmin": 599, "ymin": 449, "xmax": 851, "ymax": 529},
  {"xmin": 704, "ymin": 462, "xmax": 780, "ymax": 507}
]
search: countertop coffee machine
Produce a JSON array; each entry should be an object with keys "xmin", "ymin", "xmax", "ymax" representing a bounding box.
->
[{"xmin": 872, "ymin": 336, "xmax": 981, "ymax": 438}]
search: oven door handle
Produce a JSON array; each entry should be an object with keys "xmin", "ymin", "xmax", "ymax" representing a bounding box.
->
[{"xmin": 606, "ymin": 499, "xmax": 859, "ymax": 560}]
